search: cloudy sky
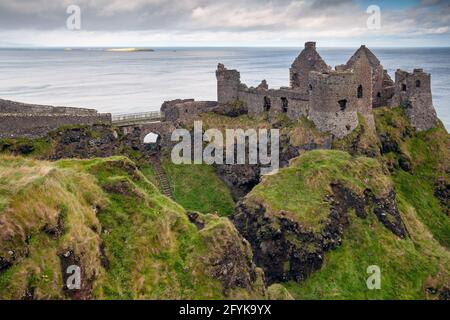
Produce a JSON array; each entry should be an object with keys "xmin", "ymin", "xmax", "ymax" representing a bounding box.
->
[{"xmin": 0, "ymin": 0, "xmax": 449, "ymax": 47}]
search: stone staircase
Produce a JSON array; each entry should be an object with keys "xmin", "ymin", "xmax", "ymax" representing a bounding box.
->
[{"xmin": 149, "ymin": 155, "xmax": 173, "ymax": 199}]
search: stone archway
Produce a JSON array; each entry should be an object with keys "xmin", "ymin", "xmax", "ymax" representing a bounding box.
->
[
  {"xmin": 143, "ymin": 132, "xmax": 162, "ymax": 153},
  {"xmin": 120, "ymin": 121, "xmax": 176, "ymax": 151}
]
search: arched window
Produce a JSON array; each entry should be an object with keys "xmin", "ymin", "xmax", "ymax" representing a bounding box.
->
[
  {"xmin": 357, "ymin": 85, "xmax": 363, "ymax": 99},
  {"xmin": 263, "ymin": 96, "xmax": 271, "ymax": 112},
  {"xmin": 338, "ymin": 99, "xmax": 348, "ymax": 111},
  {"xmin": 416, "ymin": 80, "xmax": 421, "ymax": 88},
  {"xmin": 309, "ymin": 84, "xmax": 313, "ymax": 91},
  {"xmin": 377, "ymin": 92, "xmax": 381, "ymax": 98},
  {"xmin": 402, "ymin": 84, "xmax": 407, "ymax": 92}
]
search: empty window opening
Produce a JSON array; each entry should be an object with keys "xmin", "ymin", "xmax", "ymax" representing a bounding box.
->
[
  {"xmin": 357, "ymin": 85, "xmax": 363, "ymax": 99},
  {"xmin": 416, "ymin": 80, "xmax": 421, "ymax": 88},
  {"xmin": 338, "ymin": 99, "xmax": 348, "ymax": 111},
  {"xmin": 377, "ymin": 92, "xmax": 381, "ymax": 98},
  {"xmin": 309, "ymin": 84, "xmax": 313, "ymax": 91},
  {"xmin": 263, "ymin": 96, "xmax": 271, "ymax": 112},
  {"xmin": 402, "ymin": 84, "xmax": 407, "ymax": 92},
  {"xmin": 281, "ymin": 97, "xmax": 289, "ymax": 113},
  {"xmin": 143, "ymin": 132, "xmax": 160, "ymax": 144}
]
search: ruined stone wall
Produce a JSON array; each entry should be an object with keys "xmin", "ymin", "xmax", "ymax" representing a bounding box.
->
[
  {"xmin": 0, "ymin": 99, "xmax": 111, "ymax": 139},
  {"xmin": 289, "ymin": 42, "xmax": 330, "ymax": 94},
  {"xmin": 216, "ymin": 64, "xmax": 310, "ymax": 120},
  {"xmin": 308, "ymin": 71, "xmax": 359, "ymax": 138},
  {"xmin": 216, "ymin": 63, "xmax": 240, "ymax": 104},
  {"xmin": 371, "ymin": 65, "xmax": 395, "ymax": 108},
  {"xmin": 391, "ymin": 69, "xmax": 438, "ymax": 131},
  {"xmin": 345, "ymin": 45, "xmax": 394, "ymax": 108},
  {"xmin": 238, "ymin": 86, "xmax": 309, "ymax": 120},
  {"xmin": 161, "ymin": 99, "xmax": 217, "ymax": 124},
  {"xmin": 351, "ymin": 55, "xmax": 375, "ymax": 130}
]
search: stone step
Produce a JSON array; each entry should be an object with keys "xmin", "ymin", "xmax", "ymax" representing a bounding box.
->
[{"xmin": 148, "ymin": 155, "xmax": 173, "ymax": 199}]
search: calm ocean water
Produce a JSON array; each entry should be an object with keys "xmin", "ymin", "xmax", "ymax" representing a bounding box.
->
[{"xmin": 0, "ymin": 47, "xmax": 449, "ymax": 129}]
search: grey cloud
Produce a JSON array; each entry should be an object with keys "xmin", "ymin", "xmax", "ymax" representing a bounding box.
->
[{"xmin": 0, "ymin": 0, "xmax": 448, "ymax": 44}]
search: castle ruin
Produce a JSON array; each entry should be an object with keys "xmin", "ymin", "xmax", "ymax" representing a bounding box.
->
[
  {"xmin": 216, "ymin": 42, "xmax": 438, "ymax": 137},
  {"xmin": 0, "ymin": 42, "xmax": 439, "ymax": 142}
]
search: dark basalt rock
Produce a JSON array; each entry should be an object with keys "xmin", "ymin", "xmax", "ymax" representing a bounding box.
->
[
  {"xmin": 187, "ymin": 211, "xmax": 205, "ymax": 230},
  {"xmin": 99, "ymin": 243, "xmax": 110, "ymax": 270},
  {"xmin": 42, "ymin": 214, "xmax": 65, "ymax": 240},
  {"xmin": 208, "ymin": 237, "xmax": 260, "ymax": 295},
  {"xmin": 438, "ymin": 286, "xmax": 450, "ymax": 300},
  {"xmin": 370, "ymin": 190, "xmax": 408, "ymax": 238},
  {"xmin": 398, "ymin": 154, "xmax": 412, "ymax": 172},
  {"xmin": 379, "ymin": 133, "xmax": 400, "ymax": 154},
  {"xmin": 215, "ymin": 163, "xmax": 261, "ymax": 200},
  {"xmin": 435, "ymin": 178, "xmax": 450, "ymax": 216},
  {"xmin": 50, "ymin": 124, "xmax": 120, "ymax": 160},
  {"xmin": 0, "ymin": 257, "xmax": 12, "ymax": 273},
  {"xmin": 232, "ymin": 184, "xmax": 407, "ymax": 284}
]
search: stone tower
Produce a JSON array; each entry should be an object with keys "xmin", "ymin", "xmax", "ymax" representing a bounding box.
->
[
  {"xmin": 216, "ymin": 63, "xmax": 241, "ymax": 104},
  {"xmin": 290, "ymin": 42, "xmax": 330, "ymax": 94},
  {"xmin": 349, "ymin": 52, "xmax": 375, "ymax": 130},
  {"xmin": 308, "ymin": 70, "xmax": 359, "ymax": 138},
  {"xmin": 345, "ymin": 45, "xmax": 394, "ymax": 108},
  {"xmin": 391, "ymin": 68, "xmax": 438, "ymax": 131}
]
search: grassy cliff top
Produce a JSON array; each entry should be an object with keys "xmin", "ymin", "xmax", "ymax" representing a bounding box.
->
[
  {"xmin": 246, "ymin": 150, "xmax": 392, "ymax": 232},
  {"xmin": 0, "ymin": 156, "xmax": 266, "ymax": 299}
]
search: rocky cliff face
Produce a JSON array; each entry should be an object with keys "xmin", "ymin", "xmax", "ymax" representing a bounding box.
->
[{"xmin": 232, "ymin": 151, "xmax": 408, "ymax": 284}]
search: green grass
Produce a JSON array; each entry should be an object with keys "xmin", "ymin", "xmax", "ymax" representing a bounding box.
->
[
  {"xmin": 248, "ymin": 150, "xmax": 392, "ymax": 232},
  {"xmin": 374, "ymin": 107, "xmax": 450, "ymax": 248},
  {"xmin": 245, "ymin": 148, "xmax": 450, "ymax": 299},
  {"xmin": 161, "ymin": 158, "xmax": 235, "ymax": 217},
  {"xmin": 284, "ymin": 203, "xmax": 450, "ymax": 299},
  {"xmin": 0, "ymin": 155, "xmax": 265, "ymax": 299},
  {"xmin": 0, "ymin": 137, "xmax": 55, "ymax": 158},
  {"xmin": 332, "ymin": 113, "xmax": 380, "ymax": 157}
]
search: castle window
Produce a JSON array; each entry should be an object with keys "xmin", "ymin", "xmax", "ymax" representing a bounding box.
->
[
  {"xmin": 357, "ymin": 85, "xmax": 363, "ymax": 99},
  {"xmin": 416, "ymin": 80, "xmax": 421, "ymax": 88},
  {"xmin": 264, "ymin": 96, "xmax": 271, "ymax": 112},
  {"xmin": 402, "ymin": 84, "xmax": 407, "ymax": 92},
  {"xmin": 281, "ymin": 98, "xmax": 288, "ymax": 113},
  {"xmin": 377, "ymin": 92, "xmax": 381, "ymax": 98},
  {"xmin": 338, "ymin": 99, "xmax": 348, "ymax": 111},
  {"xmin": 309, "ymin": 84, "xmax": 313, "ymax": 91}
]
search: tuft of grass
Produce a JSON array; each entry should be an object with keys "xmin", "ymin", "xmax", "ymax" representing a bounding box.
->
[{"xmin": 0, "ymin": 137, "xmax": 55, "ymax": 159}]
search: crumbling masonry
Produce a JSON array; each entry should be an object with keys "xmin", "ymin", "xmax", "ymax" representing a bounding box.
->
[{"xmin": 216, "ymin": 42, "xmax": 439, "ymax": 137}]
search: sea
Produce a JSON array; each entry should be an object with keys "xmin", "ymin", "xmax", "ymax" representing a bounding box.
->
[{"xmin": 0, "ymin": 47, "xmax": 449, "ymax": 130}]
